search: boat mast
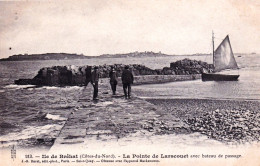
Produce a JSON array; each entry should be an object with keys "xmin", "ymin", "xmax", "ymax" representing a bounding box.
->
[{"xmin": 212, "ymin": 31, "xmax": 215, "ymax": 67}]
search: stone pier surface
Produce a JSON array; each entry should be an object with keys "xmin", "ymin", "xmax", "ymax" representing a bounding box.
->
[
  {"xmin": 47, "ymin": 83, "xmax": 260, "ymax": 166},
  {"xmin": 49, "ymin": 82, "xmax": 229, "ymax": 155},
  {"xmin": 49, "ymin": 83, "xmax": 191, "ymax": 151}
]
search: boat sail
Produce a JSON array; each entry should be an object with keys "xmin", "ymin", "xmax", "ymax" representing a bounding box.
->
[{"xmin": 202, "ymin": 33, "xmax": 240, "ymax": 81}]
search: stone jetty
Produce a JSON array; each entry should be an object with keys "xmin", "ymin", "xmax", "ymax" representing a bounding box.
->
[
  {"xmin": 49, "ymin": 83, "xmax": 187, "ymax": 151},
  {"xmin": 48, "ymin": 85, "xmax": 260, "ymax": 151},
  {"xmin": 15, "ymin": 58, "xmax": 213, "ymax": 86}
]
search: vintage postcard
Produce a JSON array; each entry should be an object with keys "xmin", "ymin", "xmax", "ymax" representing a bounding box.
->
[{"xmin": 0, "ymin": 0, "xmax": 259, "ymax": 165}]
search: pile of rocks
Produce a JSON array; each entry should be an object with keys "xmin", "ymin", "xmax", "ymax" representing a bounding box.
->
[
  {"xmin": 142, "ymin": 119, "xmax": 190, "ymax": 135},
  {"xmin": 15, "ymin": 66, "xmax": 91, "ymax": 86},
  {"xmin": 170, "ymin": 58, "xmax": 214, "ymax": 74},
  {"xmin": 184, "ymin": 109, "xmax": 260, "ymax": 144},
  {"xmin": 15, "ymin": 59, "xmax": 213, "ymax": 86}
]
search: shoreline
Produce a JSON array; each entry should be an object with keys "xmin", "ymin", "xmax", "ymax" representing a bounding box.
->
[
  {"xmin": 147, "ymin": 98, "xmax": 260, "ymax": 144},
  {"xmin": 141, "ymin": 96, "xmax": 260, "ymax": 102}
]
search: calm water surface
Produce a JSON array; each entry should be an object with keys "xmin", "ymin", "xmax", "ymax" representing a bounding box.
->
[{"xmin": 132, "ymin": 54, "xmax": 260, "ymax": 101}]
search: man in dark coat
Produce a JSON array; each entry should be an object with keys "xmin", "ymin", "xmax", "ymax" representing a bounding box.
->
[
  {"xmin": 91, "ymin": 66, "xmax": 99, "ymax": 100},
  {"xmin": 109, "ymin": 66, "xmax": 118, "ymax": 95},
  {"xmin": 85, "ymin": 66, "xmax": 92, "ymax": 86},
  {"xmin": 121, "ymin": 65, "xmax": 134, "ymax": 99}
]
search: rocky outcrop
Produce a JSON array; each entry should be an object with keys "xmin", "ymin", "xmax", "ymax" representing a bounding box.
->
[
  {"xmin": 15, "ymin": 59, "xmax": 213, "ymax": 86},
  {"xmin": 170, "ymin": 58, "xmax": 214, "ymax": 74},
  {"xmin": 15, "ymin": 66, "xmax": 92, "ymax": 86}
]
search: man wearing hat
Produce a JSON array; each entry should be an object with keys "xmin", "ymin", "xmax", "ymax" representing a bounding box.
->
[
  {"xmin": 91, "ymin": 66, "xmax": 100, "ymax": 100},
  {"xmin": 121, "ymin": 65, "xmax": 134, "ymax": 99},
  {"xmin": 109, "ymin": 66, "xmax": 118, "ymax": 95}
]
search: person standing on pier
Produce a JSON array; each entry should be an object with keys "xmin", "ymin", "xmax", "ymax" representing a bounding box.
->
[
  {"xmin": 109, "ymin": 66, "xmax": 118, "ymax": 95},
  {"xmin": 91, "ymin": 66, "xmax": 100, "ymax": 100},
  {"xmin": 85, "ymin": 66, "xmax": 92, "ymax": 86},
  {"xmin": 121, "ymin": 65, "xmax": 134, "ymax": 99}
]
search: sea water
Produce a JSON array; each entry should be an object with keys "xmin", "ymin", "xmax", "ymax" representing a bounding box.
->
[
  {"xmin": 0, "ymin": 54, "xmax": 259, "ymax": 148},
  {"xmin": 134, "ymin": 54, "xmax": 260, "ymax": 101}
]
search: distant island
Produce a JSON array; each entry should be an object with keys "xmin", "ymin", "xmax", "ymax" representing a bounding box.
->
[
  {"xmin": 99, "ymin": 51, "xmax": 212, "ymax": 58},
  {"xmin": 1, "ymin": 51, "xmax": 244, "ymax": 61},
  {"xmin": 0, "ymin": 53, "xmax": 89, "ymax": 61},
  {"xmin": 99, "ymin": 51, "xmax": 175, "ymax": 58},
  {"xmin": 0, "ymin": 51, "xmax": 176, "ymax": 61}
]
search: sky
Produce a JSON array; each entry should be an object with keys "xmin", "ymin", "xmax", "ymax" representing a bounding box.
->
[{"xmin": 0, "ymin": 0, "xmax": 259, "ymax": 58}]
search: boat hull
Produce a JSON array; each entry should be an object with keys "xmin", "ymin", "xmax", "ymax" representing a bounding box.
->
[{"xmin": 202, "ymin": 73, "xmax": 239, "ymax": 81}]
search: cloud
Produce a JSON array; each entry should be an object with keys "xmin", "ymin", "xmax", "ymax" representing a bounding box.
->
[{"xmin": 0, "ymin": 0, "xmax": 259, "ymax": 58}]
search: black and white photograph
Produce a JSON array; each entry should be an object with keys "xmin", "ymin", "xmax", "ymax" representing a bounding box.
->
[{"xmin": 0, "ymin": 0, "xmax": 259, "ymax": 165}]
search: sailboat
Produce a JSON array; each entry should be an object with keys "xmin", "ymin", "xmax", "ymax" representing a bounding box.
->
[{"xmin": 202, "ymin": 32, "xmax": 239, "ymax": 81}]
